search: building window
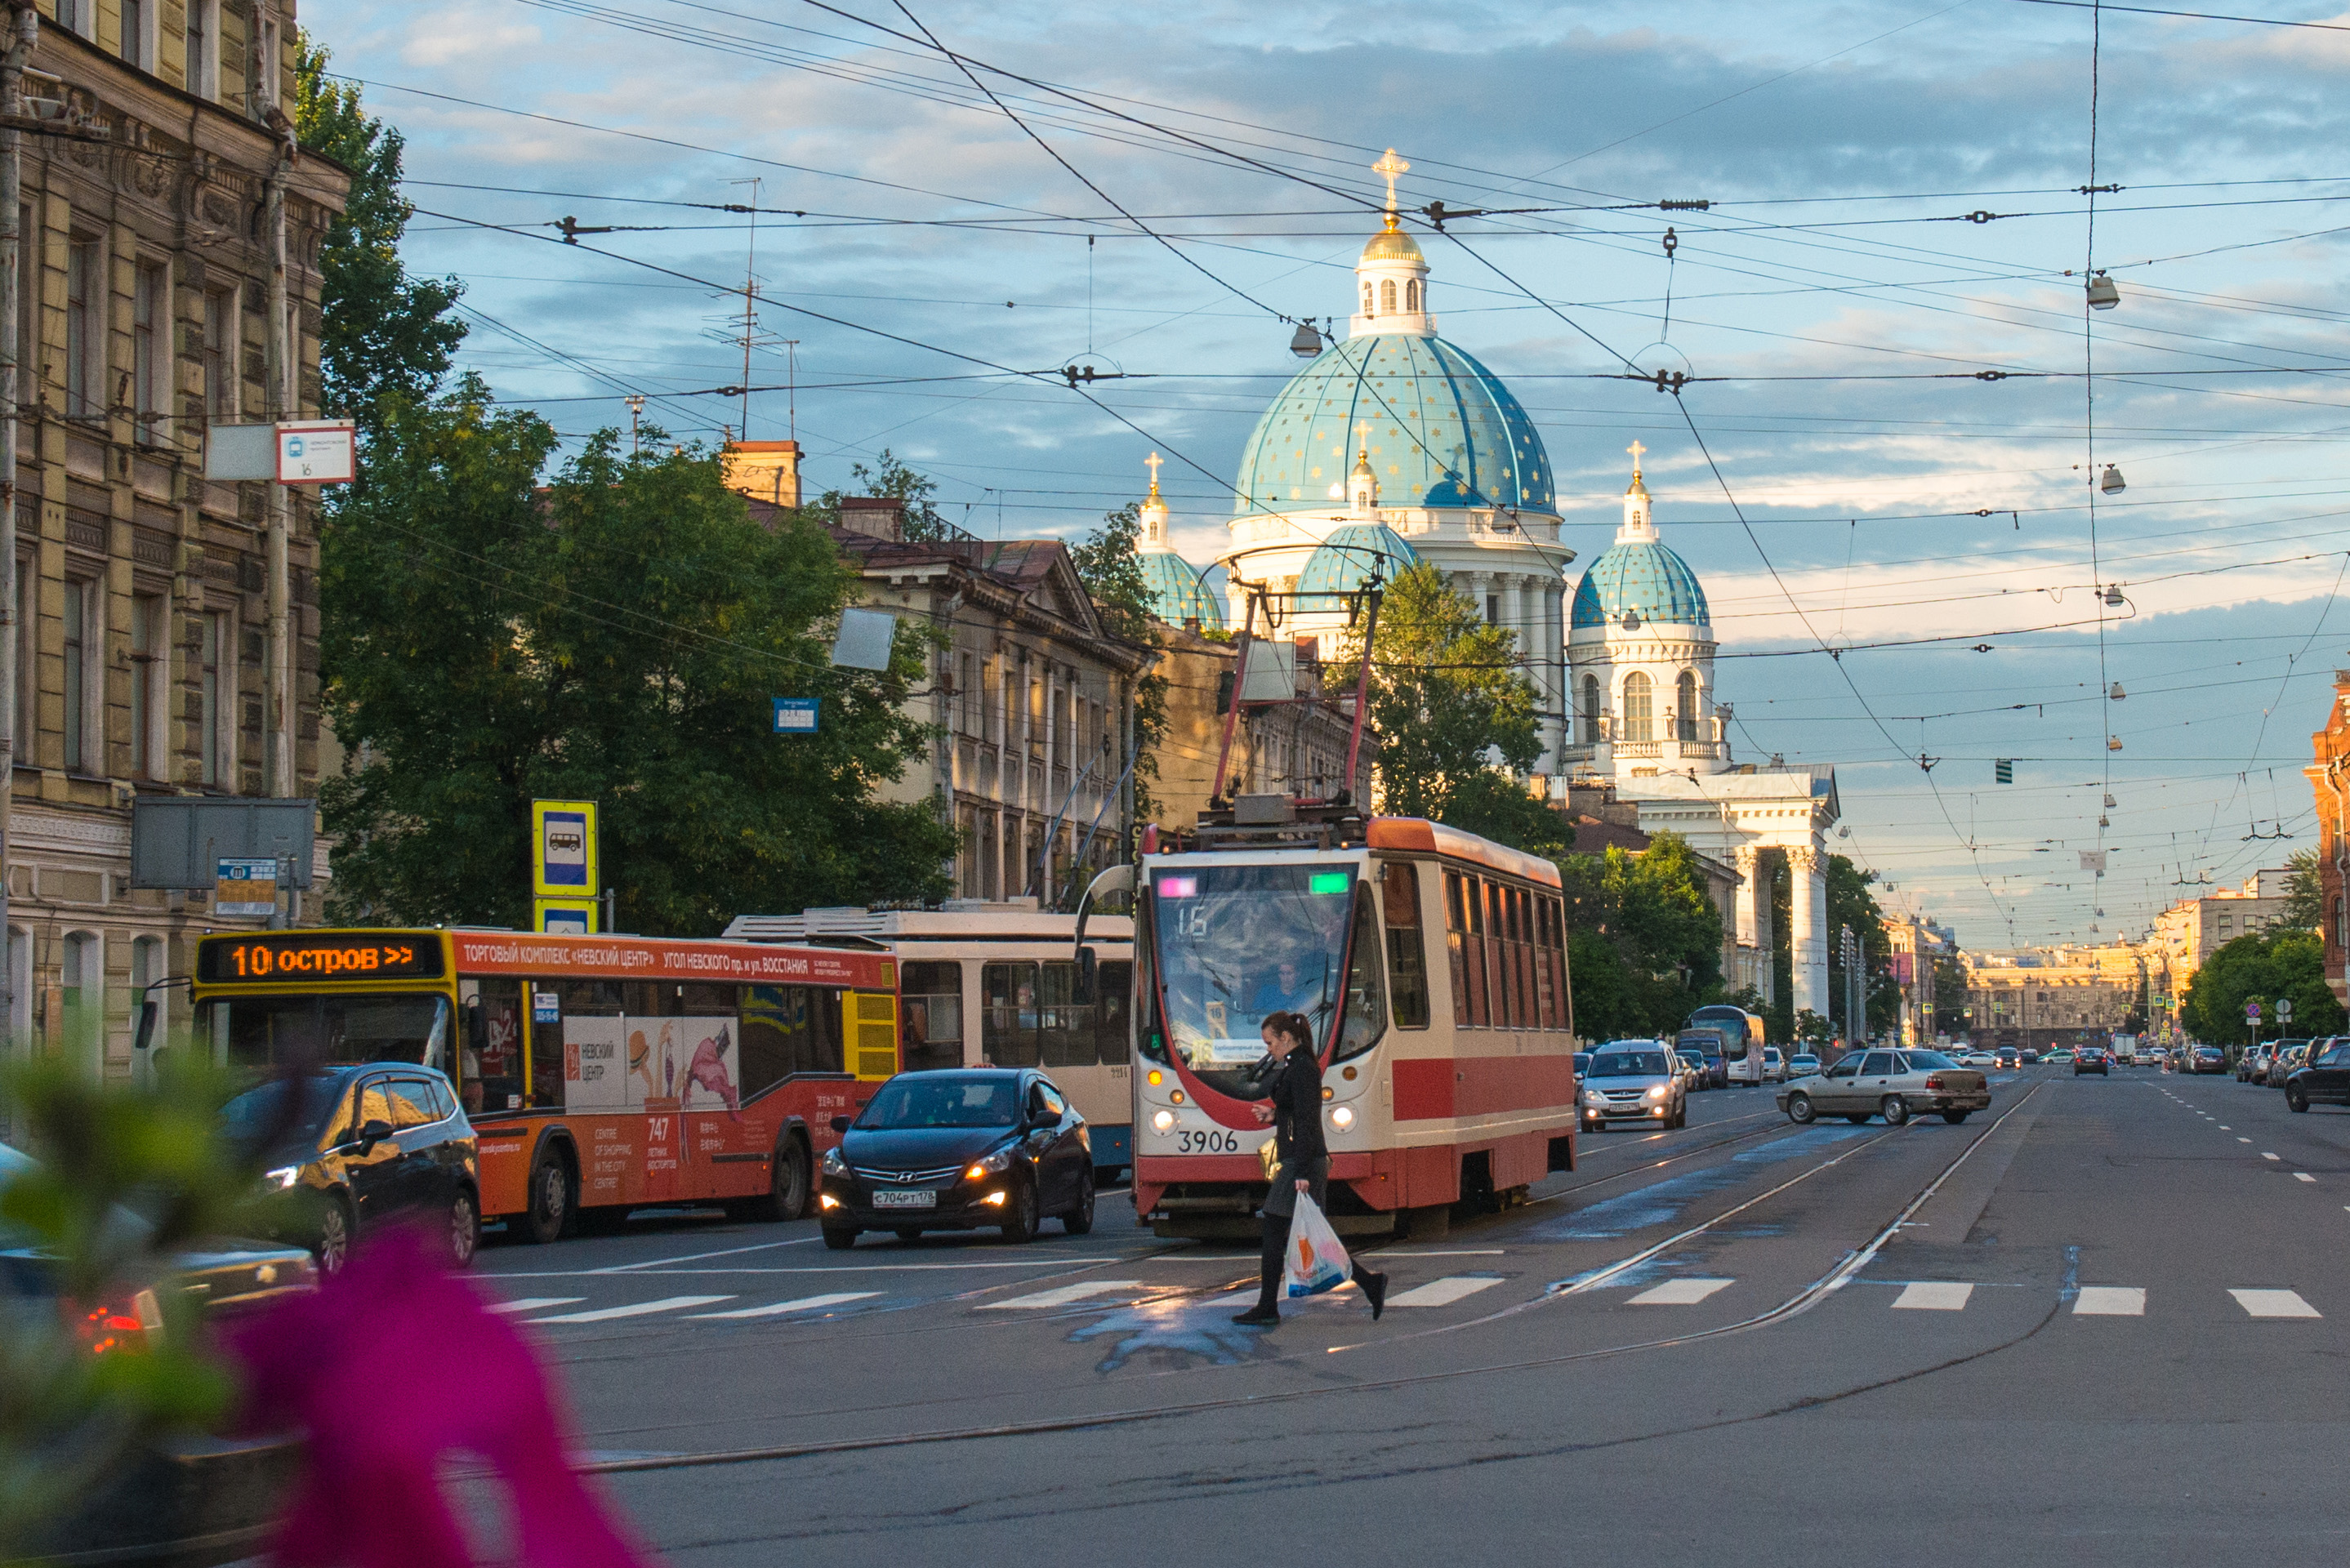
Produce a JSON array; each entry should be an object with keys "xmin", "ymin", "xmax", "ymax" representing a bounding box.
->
[
  {"xmin": 1484, "ymin": 593, "xmax": 1498, "ymax": 624},
  {"xmin": 11, "ymin": 562, "xmax": 27, "ymax": 764},
  {"xmin": 200, "ymin": 609, "xmax": 229, "ymax": 786},
  {"xmin": 121, "ymin": 0, "xmax": 151, "ymax": 69},
  {"xmin": 1621, "ymin": 670, "xmax": 1653, "ymax": 742},
  {"xmin": 1406, "ymin": 278, "xmax": 1422, "ymax": 312},
  {"xmin": 133, "ymin": 261, "xmax": 164, "ymax": 445},
  {"xmin": 1379, "ymin": 278, "xmax": 1397, "ymax": 313},
  {"xmin": 131, "ymin": 593, "xmax": 164, "ymax": 780},
  {"xmin": 256, "ymin": 16, "xmax": 282, "ymax": 109},
  {"xmin": 1361, "ymin": 281, "xmax": 1374, "ymax": 315},
  {"xmin": 65, "ymin": 238, "xmax": 99, "ymax": 420},
  {"xmin": 61, "ymin": 577, "xmax": 94, "ymax": 773},
  {"xmin": 185, "ymin": 0, "xmax": 220, "ymax": 98},
  {"xmin": 1581, "ymin": 673, "xmax": 1600, "ymax": 737},
  {"xmin": 56, "ymin": 1, "xmax": 92, "ymax": 39},
  {"xmin": 62, "ymin": 930, "xmax": 101, "ymax": 1068},
  {"xmin": 204, "ymin": 287, "xmax": 238, "ymax": 420},
  {"xmin": 1676, "ymin": 670, "xmax": 1699, "ymax": 742}
]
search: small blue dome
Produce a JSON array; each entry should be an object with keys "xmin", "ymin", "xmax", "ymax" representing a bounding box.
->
[
  {"xmin": 1231, "ymin": 333, "xmax": 1553, "ymax": 519},
  {"xmin": 1139, "ymin": 548, "xmax": 1225, "ymax": 629},
  {"xmin": 1571, "ymin": 540, "xmax": 1710, "ymax": 630},
  {"xmin": 1296, "ymin": 523, "xmax": 1420, "ymax": 612}
]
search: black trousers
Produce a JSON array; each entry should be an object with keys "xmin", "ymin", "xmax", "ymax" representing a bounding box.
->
[{"xmin": 1254, "ymin": 1212, "xmax": 1382, "ymax": 1312}]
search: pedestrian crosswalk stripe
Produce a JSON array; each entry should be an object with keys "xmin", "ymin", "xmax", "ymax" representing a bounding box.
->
[
  {"xmin": 2296, "ymin": 1174, "xmax": 2317, "ymax": 1183},
  {"xmin": 2239, "ymin": 1137, "xmax": 2253, "ymax": 1143},
  {"xmin": 687, "ymin": 1292, "xmax": 880, "ymax": 1320},
  {"xmin": 980, "ymin": 1281, "xmax": 1146, "ymax": 1309},
  {"xmin": 526, "ymin": 1295, "xmax": 734, "ymax": 1324},
  {"xmin": 1630, "ymin": 1277, "xmax": 1734, "ymax": 1305},
  {"xmin": 1892, "ymin": 1282, "xmax": 1975, "ymax": 1311},
  {"xmin": 1387, "ymin": 1276, "xmax": 1506, "ymax": 1307},
  {"xmin": 2263, "ymin": 1152, "xmax": 2281, "ymax": 1161},
  {"xmin": 2231, "ymin": 1288, "xmax": 2320, "ymax": 1319},
  {"xmin": 2073, "ymin": 1286, "xmax": 2146, "ymax": 1316},
  {"xmin": 488, "ymin": 1297, "xmax": 583, "ymax": 1315}
]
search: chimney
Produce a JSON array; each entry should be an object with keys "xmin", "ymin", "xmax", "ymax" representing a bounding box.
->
[
  {"xmin": 838, "ymin": 496, "xmax": 905, "ymax": 542},
  {"xmin": 720, "ymin": 440, "xmax": 802, "ymax": 509}
]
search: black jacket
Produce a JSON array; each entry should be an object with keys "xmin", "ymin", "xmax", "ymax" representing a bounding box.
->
[{"xmin": 1268, "ymin": 1048, "xmax": 1327, "ymax": 1166}]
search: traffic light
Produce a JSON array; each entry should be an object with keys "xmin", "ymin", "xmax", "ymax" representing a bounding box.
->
[{"xmin": 1995, "ymin": 760, "xmax": 2013, "ymax": 784}]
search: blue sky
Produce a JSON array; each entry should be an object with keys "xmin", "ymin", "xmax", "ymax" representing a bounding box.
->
[{"xmin": 305, "ymin": 0, "xmax": 2350, "ymax": 952}]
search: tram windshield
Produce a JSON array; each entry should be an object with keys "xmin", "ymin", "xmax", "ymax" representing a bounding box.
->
[{"xmin": 1148, "ymin": 861, "xmax": 1383, "ymax": 1098}]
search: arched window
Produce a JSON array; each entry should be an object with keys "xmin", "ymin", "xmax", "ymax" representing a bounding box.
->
[
  {"xmin": 1380, "ymin": 278, "xmax": 1397, "ymax": 313},
  {"xmin": 62, "ymin": 930, "xmax": 101, "ymax": 1068},
  {"xmin": 1581, "ymin": 674, "xmax": 1601, "ymax": 737},
  {"xmin": 1406, "ymin": 278, "xmax": 1422, "ymax": 312},
  {"xmin": 1621, "ymin": 671, "xmax": 1652, "ymax": 742},
  {"xmin": 1676, "ymin": 670, "xmax": 1700, "ymax": 742},
  {"xmin": 1362, "ymin": 280, "xmax": 1375, "ymax": 315}
]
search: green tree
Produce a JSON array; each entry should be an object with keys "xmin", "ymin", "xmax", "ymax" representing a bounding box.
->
[
  {"xmin": 1557, "ymin": 831, "xmax": 1726, "ymax": 1037},
  {"xmin": 1068, "ymin": 502, "xmax": 1169, "ymax": 827},
  {"xmin": 318, "ymin": 383, "xmax": 955, "ymax": 933},
  {"xmin": 803, "ymin": 448, "xmax": 954, "ymax": 541},
  {"xmin": 1332, "ymin": 562, "xmax": 1541, "ymax": 827},
  {"xmin": 292, "ymin": 38, "xmax": 466, "ymax": 448},
  {"xmin": 2281, "ymin": 847, "xmax": 2323, "ymax": 930},
  {"xmin": 2180, "ymin": 929, "xmax": 2345, "ymax": 1045}
]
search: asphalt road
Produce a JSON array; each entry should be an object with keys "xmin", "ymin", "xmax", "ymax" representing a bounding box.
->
[{"xmin": 464, "ymin": 1063, "xmax": 2350, "ymax": 1566}]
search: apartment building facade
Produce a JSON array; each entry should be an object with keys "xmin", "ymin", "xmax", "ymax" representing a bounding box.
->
[{"xmin": 7, "ymin": 1, "xmax": 342, "ymax": 1073}]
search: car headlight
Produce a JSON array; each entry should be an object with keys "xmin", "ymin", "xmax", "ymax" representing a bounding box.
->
[
  {"xmin": 1582, "ymin": 1089, "xmax": 1605, "ymax": 1107},
  {"xmin": 964, "ymin": 1147, "xmax": 1016, "ymax": 1181},
  {"xmin": 1151, "ymin": 1109, "xmax": 1175, "ymax": 1133},
  {"xmin": 1330, "ymin": 1105, "xmax": 1355, "ymax": 1130},
  {"xmin": 820, "ymin": 1147, "xmax": 847, "ymax": 1175},
  {"xmin": 1646, "ymin": 1085, "xmax": 1668, "ymax": 1101},
  {"xmin": 263, "ymin": 1165, "xmax": 303, "ymax": 1191}
]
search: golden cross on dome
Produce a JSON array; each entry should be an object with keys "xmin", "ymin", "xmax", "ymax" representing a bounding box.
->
[
  {"xmin": 1144, "ymin": 451, "xmax": 1163, "ymax": 494},
  {"xmin": 1626, "ymin": 439, "xmax": 1647, "ymax": 474},
  {"xmin": 1355, "ymin": 421, "xmax": 1372, "ymax": 454},
  {"xmin": 1373, "ymin": 149, "xmax": 1409, "ymax": 227}
]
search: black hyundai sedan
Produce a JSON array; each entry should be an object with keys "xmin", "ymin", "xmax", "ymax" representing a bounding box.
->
[
  {"xmin": 818, "ymin": 1069, "xmax": 1093, "ymax": 1248},
  {"xmin": 221, "ymin": 1064, "xmax": 480, "ymax": 1272}
]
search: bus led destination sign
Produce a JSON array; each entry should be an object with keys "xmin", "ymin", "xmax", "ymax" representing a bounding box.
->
[{"xmin": 197, "ymin": 933, "xmax": 447, "ymax": 984}]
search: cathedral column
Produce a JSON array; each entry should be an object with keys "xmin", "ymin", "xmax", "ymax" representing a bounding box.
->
[
  {"xmin": 1790, "ymin": 844, "xmax": 1829, "ymax": 1021},
  {"xmin": 1734, "ymin": 844, "xmax": 1761, "ymax": 951},
  {"xmin": 1754, "ymin": 847, "xmax": 1776, "ymax": 1004}
]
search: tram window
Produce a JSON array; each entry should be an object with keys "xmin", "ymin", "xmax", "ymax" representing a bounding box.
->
[
  {"xmin": 1135, "ymin": 902, "xmax": 1168, "ymax": 1062},
  {"xmin": 1448, "ymin": 871, "xmax": 1484, "ymax": 1027},
  {"xmin": 1040, "ymin": 961, "xmax": 1091, "ymax": 1069},
  {"xmin": 899, "ymin": 961, "xmax": 964, "ymax": 1072},
  {"xmin": 1533, "ymin": 898, "xmax": 1559, "ymax": 1029},
  {"xmin": 1334, "ymin": 884, "xmax": 1389, "ymax": 1062},
  {"xmin": 1483, "ymin": 880, "xmax": 1509, "ymax": 1028},
  {"xmin": 1443, "ymin": 871, "xmax": 1469, "ymax": 1026},
  {"xmin": 1380, "ymin": 862, "xmax": 1430, "ymax": 1030},
  {"xmin": 1096, "ymin": 961, "xmax": 1134, "ymax": 1064},
  {"xmin": 1511, "ymin": 888, "xmax": 1536, "ymax": 1028},
  {"xmin": 982, "ymin": 962, "xmax": 1041, "ymax": 1067},
  {"xmin": 461, "ymin": 978, "xmax": 524, "ymax": 1114}
]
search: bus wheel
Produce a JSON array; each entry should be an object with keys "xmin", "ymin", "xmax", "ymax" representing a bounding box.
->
[
  {"xmin": 773, "ymin": 1138, "xmax": 812, "ymax": 1220},
  {"xmin": 524, "ymin": 1147, "xmax": 571, "ymax": 1245}
]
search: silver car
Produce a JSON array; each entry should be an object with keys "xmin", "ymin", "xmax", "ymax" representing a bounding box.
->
[
  {"xmin": 1777, "ymin": 1048, "xmax": 1991, "ymax": 1126},
  {"xmin": 1580, "ymin": 1043, "xmax": 1688, "ymax": 1131}
]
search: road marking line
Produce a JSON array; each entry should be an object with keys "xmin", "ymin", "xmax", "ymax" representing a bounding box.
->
[
  {"xmin": 979, "ymin": 1280, "xmax": 1147, "ymax": 1309},
  {"xmin": 1629, "ymin": 1277, "xmax": 1735, "ymax": 1306},
  {"xmin": 686, "ymin": 1292, "xmax": 880, "ymax": 1320},
  {"xmin": 2220, "ymin": 1125, "xmax": 2231, "ymax": 1129},
  {"xmin": 2073, "ymin": 1286, "xmax": 2146, "ymax": 1316},
  {"xmin": 526, "ymin": 1295, "xmax": 734, "ymax": 1324},
  {"xmin": 1387, "ymin": 1276, "xmax": 1507, "ymax": 1307},
  {"xmin": 487, "ymin": 1297, "xmax": 583, "ymax": 1315},
  {"xmin": 2296, "ymin": 1174, "xmax": 2317, "ymax": 1183},
  {"xmin": 2263, "ymin": 1152, "xmax": 2281, "ymax": 1161},
  {"xmin": 2231, "ymin": 1288, "xmax": 2321, "ymax": 1319},
  {"xmin": 1891, "ymin": 1281, "xmax": 1975, "ymax": 1311},
  {"xmin": 2240, "ymin": 1138, "xmax": 2254, "ymax": 1143}
]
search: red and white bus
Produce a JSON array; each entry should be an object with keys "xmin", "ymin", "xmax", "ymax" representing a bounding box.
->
[
  {"xmin": 189, "ymin": 928, "xmax": 900, "ymax": 1243},
  {"xmin": 1123, "ymin": 813, "xmax": 1579, "ymax": 1240}
]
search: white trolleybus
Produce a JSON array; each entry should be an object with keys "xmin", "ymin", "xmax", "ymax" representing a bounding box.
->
[
  {"xmin": 1079, "ymin": 808, "xmax": 1580, "ymax": 1240},
  {"xmin": 726, "ymin": 904, "xmax": 1136, "ymax": 1176},
  {"xmin": 1688, "ymin": 1004, "xmax": 1771, "ymax": 1086}
]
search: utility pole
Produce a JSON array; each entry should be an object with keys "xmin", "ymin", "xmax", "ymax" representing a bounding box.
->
[
  {"xmin": 262, "ymin": 100, "xmax": 294, "ymax": 801},
  {"xmin": 0, "ymin": 2, "xmax": 34, "ymax": 1062}
]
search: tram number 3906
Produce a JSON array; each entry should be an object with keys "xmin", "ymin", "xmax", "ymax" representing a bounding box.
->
[{"xmin": 1175, "ymin": 1128, "xmax": 1241, "ymax": 1155}]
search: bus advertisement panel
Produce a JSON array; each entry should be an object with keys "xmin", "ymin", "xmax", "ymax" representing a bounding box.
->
[{"xmin": 191, "ymin": 928, "xmax": 899, "ymax": 1244}]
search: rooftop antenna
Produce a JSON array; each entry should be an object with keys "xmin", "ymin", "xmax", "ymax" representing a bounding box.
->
[{"xmin": 734, "ymin": 177, "xmax": 760, "ymax": 440}]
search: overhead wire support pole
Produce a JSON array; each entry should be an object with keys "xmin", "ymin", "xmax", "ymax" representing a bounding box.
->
[
  {"xmin": 0, "ymin": 2, "xmax": 29, "ymax": 1065},
  {"xmin": 264, "ymin": 100, "xmax": 297, "ymax": 802}
]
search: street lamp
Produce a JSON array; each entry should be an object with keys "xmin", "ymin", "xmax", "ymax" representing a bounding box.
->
[{"xmin": 2086, "ymin": 271, "xmax": 2120, "ymax": 310}]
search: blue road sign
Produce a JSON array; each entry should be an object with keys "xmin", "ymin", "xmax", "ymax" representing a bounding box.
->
[{"xmin": 773, "ymin": 697, "xmax": 819, "ymax": 734}]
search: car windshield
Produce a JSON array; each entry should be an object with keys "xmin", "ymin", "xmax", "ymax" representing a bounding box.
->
[
  {"xmin": 1678, "ymin": 1053, "xmax": 1703, "ymax": 1067},
  {"xmin": 1904, "ymin": 1051, "xmax": 1957, "ymax": 1069},
  {"xmin": 1590, "ymin": 1052, "xmax": 1670, "ymax": 1077},
  {"xmin": 857, "ymin": 1076, "xmax": 1021, "ymax": 1129},
  {"xmin": 221, "ymin": 1075, "xmax": 346, "ymax": 1148},
  {"xmin": 1148, "ymin": 861, "xmax": 1385, "ymax": 1099}
]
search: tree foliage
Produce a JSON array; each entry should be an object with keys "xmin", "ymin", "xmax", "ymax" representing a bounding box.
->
[
  {"xmin": 1068, "ymin": 502, "xmax": 1168, "ymax": 826},
  {"xmin": 1767, "ymin": 852, "xmax": 1897, "ymax": 1045},
  {"xmin": 2282, "ymin": 847, "xmax": 2323, "ymax": 930},
  {"xmin": 318, "ymin": 385, "xmax": 955, "ymax": 933},
  {"xmin": 1333, "ymin": 562, "xmax": 1541, "ymax": 823},
  {"xmin": 2180, "ymin": 928, "xmax": 2345, "ymax": 1045},
  {"xmin": 1558, "ymin": 831, "xmax": 1726, "ymax": 1039},
  {"xmin": 292, "ymin": 38, "xmax": 466, "ymax": 448}
]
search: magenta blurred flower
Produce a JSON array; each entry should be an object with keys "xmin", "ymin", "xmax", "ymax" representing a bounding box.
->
[{"xmin": 228, "ymin": 1227, "xmax": 660, "ymax": 1568}]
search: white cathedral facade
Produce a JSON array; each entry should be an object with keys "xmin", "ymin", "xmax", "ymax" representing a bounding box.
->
[{"xmin": 1132, "ymin": 154, "xmax": 1844, "ymax": 1020}]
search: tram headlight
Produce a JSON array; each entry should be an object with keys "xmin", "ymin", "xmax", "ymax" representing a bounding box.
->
[
  {"xmin": 1330, "ymin": 1105, "xmax": 1356, "ymax": 1130},
  {"xmin": 1151, "ymin": 1109, "xmax": 1176, "ymax": 1134}
]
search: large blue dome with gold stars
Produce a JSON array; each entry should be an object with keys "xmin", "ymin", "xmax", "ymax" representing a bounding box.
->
[
  {"xmin": 1139, "ymin": 548, "xmax": 1225, "ymax": 629},
  {"xmin": 1230, "ymin": 334, "xmax": 1554, "ymax": 520},
  {"xmin": 1571, "ymin": 539, "xmax": 1710, "ymax": 630}
]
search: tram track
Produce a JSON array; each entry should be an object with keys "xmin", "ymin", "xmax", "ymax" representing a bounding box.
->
[{"xmin": 571, "ymin": 1080, "xmax": 2047, "ymax": 1476}]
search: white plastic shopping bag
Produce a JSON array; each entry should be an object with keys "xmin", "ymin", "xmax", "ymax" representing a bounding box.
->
[{"xmin": 1282, "ymin": 1194, "xmax": 1351, "ymax": 1298}]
